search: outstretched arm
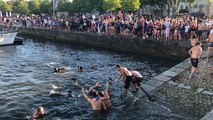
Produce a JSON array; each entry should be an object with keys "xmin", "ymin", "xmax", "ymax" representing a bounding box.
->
[
  {"xmin": 105, "ymin": 82, "xmax": 109, "ymax": 94},
  {"xmin": 82, "ymin": 87, "xmax": 91, "ymax": 103}
]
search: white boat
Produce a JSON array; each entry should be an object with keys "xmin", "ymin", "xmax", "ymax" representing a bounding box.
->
[
  {"xmin": 0, "ymin": 31, "xmax": 18, "ymax": 46},
  {"xmin": 0, "ymin": 23, "xmax": 20, "ymax": 46}
]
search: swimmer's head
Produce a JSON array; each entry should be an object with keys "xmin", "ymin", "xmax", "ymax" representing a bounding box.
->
[
  {"xmin": 99, "ymin": 91, "xmax": 105, "ymax": 97},
  {"xmin": 92, "ymin": 91, "xmax": 98, "ymax": 98},
  {"xmin": 95, "ymin": 81, "xmax": 99, "ymax": 86},
  {"xmin": 116, "ymin": 64, "xmax": 121, "ymax": 68},
  {"xmin": 192, "ymin": 34, "xmax": 197, "ymax": 39},
  {"xmin": 80, "ymin": 66, "xmax": 83, "ymax": 70},
  {"xmin": 53, "ymin": 68, "xmax": 58, "ymax": 72},
  {"xmin": 108, "ymin": 78, "xmax": 113, "ymax": 83},
  {"xmin": 37, "ymin": 106, "xmax": 45, "ymax": 115},
  {"xmin": 68, "ymin": 90, "xmax": 72, "ymax": 97}
]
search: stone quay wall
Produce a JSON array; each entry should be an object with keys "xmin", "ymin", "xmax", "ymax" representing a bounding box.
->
[{"xmin": 18, "ymin": 27, "xmax": 191, "ymax": 60}]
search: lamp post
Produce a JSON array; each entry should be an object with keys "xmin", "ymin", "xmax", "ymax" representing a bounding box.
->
[{"xmin": 52, "ymin": 0, "xmax": 59, "ymax": 17}]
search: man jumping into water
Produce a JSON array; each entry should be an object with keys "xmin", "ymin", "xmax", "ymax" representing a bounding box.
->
[{"xmin": 115, "ymin": 64, "xmax": 132, "ymax": 97}]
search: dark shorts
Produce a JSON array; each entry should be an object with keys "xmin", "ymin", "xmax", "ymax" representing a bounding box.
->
[
  {"xmin": 198, "ymin": 30, "xmax": 203, "ymax": 36},
  {"xmin": 191, "ymin": 58, "xmax": 198, "ymax": 68},
  {"xmin": 208, "ymin": 42, "xmax": 213, "ymax": 47},
  {"xmin": 124, "ymin": 76, "xmax": 132, "ymax": 89},
  {"xmin": 132, "ymin": 77, "xmax": 143, "ymax": 86}
]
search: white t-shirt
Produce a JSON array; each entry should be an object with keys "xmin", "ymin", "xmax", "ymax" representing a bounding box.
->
[{"xmin": 185, "ymin": 25, "xmax": 190, "ymax": 33}]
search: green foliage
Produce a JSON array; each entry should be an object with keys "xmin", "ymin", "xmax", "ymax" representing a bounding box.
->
[
  {"xmin": 102, "ymin": 0, "xmax": 121, "ymax": 11},
  {"xmin": 16, "ymin": 0, "xmax": 29, "ymax": 15},
  {"xmin": 28, "ymin": 0, "xmax": 41, "ymax": 15},
  {"xmin": 40, "ymin": 0, "xmax": 52, "ymax": 14},
  {"xmin": 121, "ymin": 0, "xmax": 140, "ymax": 11},
  {"xmin": 0, "ymin": 0, "xmax": 12, "ymax": 12},
  {"xmin": 58, "ymin": 0, "xmax": 72, "ymax": 12},
  {"xmin": 70, "ymin": 0, "xmax": 103, "ymax": 13}
]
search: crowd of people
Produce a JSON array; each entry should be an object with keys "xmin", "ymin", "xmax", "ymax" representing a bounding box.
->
[{"xmin": 1, "ymin": 11, "xmax": 213, "ymax": 42}]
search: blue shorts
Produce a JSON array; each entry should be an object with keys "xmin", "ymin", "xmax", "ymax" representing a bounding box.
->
[{"xmin": 208, "ymin": 42, "xmax": 213, "ymax": 47}]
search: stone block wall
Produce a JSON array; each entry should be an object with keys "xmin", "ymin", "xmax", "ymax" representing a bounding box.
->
[{"xmin": 19, "ymin": 27, "xmax": 191, "ymax": 60}]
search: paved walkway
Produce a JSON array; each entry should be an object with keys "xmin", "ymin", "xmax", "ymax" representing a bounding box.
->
[{"xmin": 152, "ymin": 55, "xmax": 213, "ymax": 119}]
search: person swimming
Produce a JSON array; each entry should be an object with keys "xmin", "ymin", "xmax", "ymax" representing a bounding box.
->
[
  {"xmin": 49, "ymin": 90, "xmax": 72, "ymax": 97},
  {"xmin": 89, "ymin": 81, "xmax": 101, "ymax": 94},
  {"xmin": 77, "ymin": 65, "xmax": 83, "ymax": 72},
  {"xmin": 31, "ymin": 106, "xmax": 45, "ymax": 120},
  {"xmin": 53, "ymin": 67, "xmax": 68, "ymax": 73},
  {"xmin": 76, "ymin": 55, "xmax": 80, "ymax": 61}
]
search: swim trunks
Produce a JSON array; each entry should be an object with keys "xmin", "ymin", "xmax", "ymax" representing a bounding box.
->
[
  {"xmin": 198, "ymin": 30, "xmax": 202, "ymax": 37},
  {"xmin": 208, "ymin": 42, "xmax": 213, "ymax": 47},
  {"xmin": 124, "ymin": 76, "xmax": 132, "ymax": 89},
  {"xmin": 190, "ymin": 58, "xmax": 198, "ymax": 68},
  {"xmin": 132, "ymin": 77, "xmax": 143, "ymax": 86}
]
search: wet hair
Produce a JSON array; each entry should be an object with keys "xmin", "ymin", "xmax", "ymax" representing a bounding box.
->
[
  {"xmin": 92, "ymin": 91, "xmax": 98, "ymax": 98},
  {"xmin": 99, "ymin": 91, "xmax": 104, "ymax": 97},
  {"xmin": 67, "ymin": 90, "xmax": 72, "ymax": 97},
  {"xmin": 195, "ymin": 41, "xmax": 201, "ymax": 46},
  {"xmin": 54, "ymin": 68, "xmax": 59, "ymax": 72},
  {"xmin": 80, "ymin": 66, "xmax": 83, "ymax": 70},
  {"xmin": 116, "ymin": 64, "xmax": 120, "ymax": 68}
]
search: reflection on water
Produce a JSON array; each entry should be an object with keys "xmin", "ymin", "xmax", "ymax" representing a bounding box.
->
[{"xmin": 0, "ymin": 37, "xmax": 192, "ymax": 119}]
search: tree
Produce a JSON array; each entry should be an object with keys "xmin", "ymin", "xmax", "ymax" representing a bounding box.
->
[
  {"xmin": 28, "ymin": 0, "xmax": 41, "ymax": 15},
  {"xmin": 121, "ymin": 0, "xmax": 140, "ymax": 11},
  {"xmin": 40, "ymin": 0, "xmax": 52, "ymax": 15},
  {"xmin": 0, "ymin": 0, "xmax": 12, "ymax": 12},
  {"xmin": 102, "ymin": 0, "xmax": 121, "ymax": 11},
  {"xmin": 58, "ymin": 0, "xmax": 72, "ymax": 12},
  {"xmin": 70, "ymin": 0, "xmax": 91, "ymax": 12},
  {"xmin": 16, "ymin": 0, "xmax": 29, "ymax": 15}
]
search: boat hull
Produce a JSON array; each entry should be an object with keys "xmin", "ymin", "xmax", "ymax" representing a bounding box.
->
[{"xmin": 0, "ymin": 32, "xmax": 18, "ymax": 46}]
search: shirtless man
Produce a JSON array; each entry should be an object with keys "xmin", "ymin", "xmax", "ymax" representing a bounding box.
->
[
  {"xmin": 82, "ymin": 87, "xmax": 102, "ymax": 110},
  {"xmin": 130, "ymin": 70, "xmax": 144, "ymax": 92},
  {"xmin": 198, "ymin": 20, "xmax": 204, "ymax": 41},
  {"xmin": 99, "ymin": 82, "xmax": 111, "ymax": 110},
  {"xmin": 115, "ymin": 64, "xmax": 132, "ymax": 96},
  {"xmin": 206, "ymin": 27, "xmax": 213, "ymax": 65},
  {"xmin": 188, "ymin": 40, "xmax": 203, "ymax": 79}
]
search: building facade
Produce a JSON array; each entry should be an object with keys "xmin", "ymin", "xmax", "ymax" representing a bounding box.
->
[
  {"xmin": 178, "ymin": 0, "xmax": 211, "ymax": 17},
  {"xmin": 141, "ymin": 0, "xmax": 212, "ymax": 17}
]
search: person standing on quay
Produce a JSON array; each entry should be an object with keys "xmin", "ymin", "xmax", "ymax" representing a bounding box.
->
[
  {"xmin": 188, "ymin": 38, "xmax": 203, "ymax": 79},
  {"xmin": 206, "ymin": 26, "xmax": 213, "ymax": 66}
]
